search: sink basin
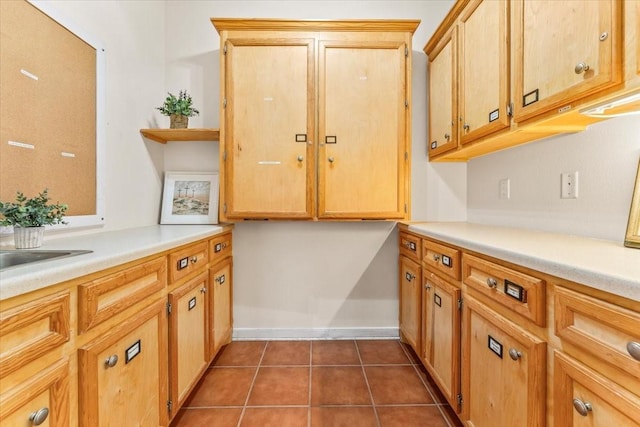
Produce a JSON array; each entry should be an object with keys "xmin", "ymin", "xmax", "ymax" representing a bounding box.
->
[{"xmin": 0, "ymin": 249, "xmax": 93, "ymax": 271}]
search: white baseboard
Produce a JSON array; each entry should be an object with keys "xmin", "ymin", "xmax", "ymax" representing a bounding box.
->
[{"xmin": 232, "ymin": 327, "xmax": 399, "ymax": 341}]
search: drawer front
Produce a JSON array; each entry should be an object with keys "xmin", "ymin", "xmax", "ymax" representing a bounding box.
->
[
  {"xmin": 209, "ymin": 232, "xmax": 232, "ymax": 265},
  {"xmin": 422, "ymin": 239, "xmax": 461, "ymax": 281},
  {"xmin": 0, "ymin": 291, "xmax": 70, "ymax": 377},
  {"xmin": 78, "ymin": 256, "xmax": 167, "ymax": 333},
  {"xmin": 169, "ymin": 241, "xmax": 208, "ymax": 283},
  {"xmin": 555, "ymin": 286, "xmax": 640, "ymax": 381},
  {"xmin": 462, "ymin": 254, "xmax": 545, "ymax": 326},
  {"xmin": 399, "ymin": 232, "xmax": 421, "ymax": 262}
]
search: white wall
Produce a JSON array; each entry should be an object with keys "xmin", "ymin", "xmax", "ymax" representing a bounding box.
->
[{"xmin": 467, "ymin": 115, "xmax": 640, "ymax": 242}]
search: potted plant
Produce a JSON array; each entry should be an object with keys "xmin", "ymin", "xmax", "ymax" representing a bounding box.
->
[
  {"xmin": 156, "ymin": 90, "xmax": 200, "ymax": 129},
  {"xmin": 0, "ymin": 189, "xmax": 68, "ymax": 249}
]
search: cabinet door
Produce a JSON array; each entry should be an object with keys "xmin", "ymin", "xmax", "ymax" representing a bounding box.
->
[
  {"xmin": 223, "ymin": 38, "xmax": 315, "ymax": 219},
  {"xmin": 459, "ymin": 0, "xmax": 509, "ymax": 144},
  {"xmin": 422, "ymin": 272, "xmax": 461, "ymax": 412},
  {"xmin": 462, "ymin": 297, "xmax": 546, "ymax": 427},
  {"xmin": 554, "ymin": 351, "xmax": 640, "ymax": 427},
  {"xmin": 512, "ymin": 0, "xmax": 623, "ymax": 122},
  {"xmin": 169, "ymin": 271, "xmax": 209, "ymax": 415},
  {"xmin": 428, "ymin": 28, "xmax": 457, "ymax": 158},
  {"xmin": 318, "ymin": 40, "xmax": 407, "ymax": 219},
  {"xmin": 78, "ymin": 300, "xmax": 168, "ymax": 427},
  {"xmin": 0, "ymin": 359, "xmax": 69, "ymax": 426},
  {"xmin": 399, "ymin": 256, "xmax": 421, "ymax": 352},
  {"xmin": 210, "ymin": 258, "xmax": 233, "ymax": 358}
]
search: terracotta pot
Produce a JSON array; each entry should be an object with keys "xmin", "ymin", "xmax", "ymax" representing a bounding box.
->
[
  {"xmin": 170, "ymin": 114, "xmax": 189, "ymax": 129},
  {"xmin": 13, "ymin": 226, "xmax": 45, "ymax": 249}
]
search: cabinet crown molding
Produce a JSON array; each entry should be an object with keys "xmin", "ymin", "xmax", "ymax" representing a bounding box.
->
[{"xmin": 212, "ymin": 18, "xmax": 420, "ymax": 34}]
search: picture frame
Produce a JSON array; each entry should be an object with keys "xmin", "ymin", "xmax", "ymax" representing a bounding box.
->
[
  {"xmin": 160, "ymin": 171, "xmax": 219, "ymax": 225},
  {"xmin": 624, "ymin": 159, "xmax": 640, "ymax": 249}
]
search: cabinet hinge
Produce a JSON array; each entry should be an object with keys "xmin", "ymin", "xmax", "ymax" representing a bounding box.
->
[
  {"xmin": 223, "ymin": 98, "xmax": 227, "ymax": 108},
  {"xmin": 166, "ymin": 302, "xmax": 172, "ymax": 315},
  {"xmin": 404, "ymin": 203, "xmax": 408, "ymax": 213},
  {"xmin": 405, "ymin": 99, "xmax": 409, "ymax": 108},
  {"xmin": 223, "ymin": 43, "xmax": 227, "ymax": 54},
  {"xmin": 223, "ymin": 203, "xmax": 227, "ymax": 214},
  {"xmin": 507, "ymin": 102, "xmax": 513, "ymax": 117},
  {"xmin": 457, "ymin": 393, "xmax": 463, "ymax": 406},
  {"xmin": 223, "ymin": 151, "xmax": 227, "ymax": 161},
  {"xmin": 457, "ymin": 298, "xmax": 463, "ymax": 310},
  {"xmin": 167, "ymin": 399, "xmax": 173, "ymax": 413},
  {"xmin": 405, "ymin": 46, "xmax": 409, "ymax": 57},
  {"xmin": 404, "ymin": 151, "xmax": 408, "ymax": 161}
]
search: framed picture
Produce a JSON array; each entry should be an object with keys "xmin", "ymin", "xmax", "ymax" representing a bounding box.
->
[
  {"xmin": 624, "ymin": 159, "xmax": 640, "ymax": 249},
  {"xmin": 160, "ymin": 171, "xmax": 219, "ymax": 224}
]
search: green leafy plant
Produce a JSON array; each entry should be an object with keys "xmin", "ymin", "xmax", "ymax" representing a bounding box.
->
[
  {"xmin": 0, "ymin": 189, "xmax": 68, "ymax": 227},
  {"xmin": 156, "ymin": 90, "xmax": 200, "ymax": 117}
]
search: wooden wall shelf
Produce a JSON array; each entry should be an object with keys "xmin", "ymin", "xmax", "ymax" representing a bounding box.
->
[{"xmin": 140, "ymin": 128, "xmax": 220, "ymax": 143}]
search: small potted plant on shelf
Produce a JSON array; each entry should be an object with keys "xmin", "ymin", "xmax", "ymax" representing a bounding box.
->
[
  {"xmin": 0, "ymin": 189, "xmax": 68, "ymax": 249},
  {"xmin": 156, "ymin": 90, "xmax": 200, "ymax": 129}
]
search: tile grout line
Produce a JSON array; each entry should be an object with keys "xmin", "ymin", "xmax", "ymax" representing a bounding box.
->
[
  {"xmin": 235, "ymin": 342, "xmax": 269, "ymax": 427},
  {"xmin": 308, "ymin": 340, "xmax": 313, "ymax": 427},
  {"xmin": 399, "ymin": 343, "xmax": 455, "ymax": 427},
  {"xmin": 354, "ymin": 340, "xmax": 382, "ymax": 427}
]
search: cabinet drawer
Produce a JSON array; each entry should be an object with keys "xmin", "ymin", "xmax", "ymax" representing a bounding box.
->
[
  {"xmin": 169, "ymin": 241, "xmax": 208, "ymax": 283},
  {"xmin": 209, "ymin": 232, "xmax": 232, "ymax": 265},
  {"xmin": 0, "ymin": 291, "xmax": 70, "ymax": 377},
  {"xmin": 555, "ymin": 286, "xmax": 640, "ymax": 381},
  {"xmin": 422, "ymin": 239, "xmax": 460, "ymax": 281},
  {"xmin": 78, "ymin": 256, "xmax": 166, "ymax": 333},
  {"xmin": 554, "ymin": 351, "xmax": 640, "ymax": 426},
  {"xmin": 462, "ymin": 254, "xmax": 545, "ymax": 326},
  {"xmin": 399, "ymin": 232, "xmax": 421, "ymax": 262}
]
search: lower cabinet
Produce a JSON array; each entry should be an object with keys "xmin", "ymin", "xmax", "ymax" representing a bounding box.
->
[
  {"xmin": 78, "ymin": 300, "xmax": 169, "ymax": 427},
  {"xmin": 168, "ymin": 271, "xmax": 210, "ymax": 419},
  {"xmin": 422, "ymin": 270, "xmax": 461, "ymax": 412},
  {"xmin": 399, "ymin": 255, "xmax": 421, "ymax": 352},
  {"xmin": 210, "ymin": 258, "xmax": 233, "ymax": 357},
  {"xmin": 554, "ymin": 351, "xmax": 640, "ymax": 427},
  {"xmin": 461, "ymin": 296, "xmax": 546, "ymax": 427},
  {"xmin": 0, "ymin": 358, "xmax": 70, "ymax": 426}
]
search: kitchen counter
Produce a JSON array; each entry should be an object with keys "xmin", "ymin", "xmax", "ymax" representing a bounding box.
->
[
  {"xmin": 407, "ymin": 222, "xmax": 640, "ymax": 302},
  {"xmin": 0, "ymin": 225, "xmax": 226, "ymax": 301}
]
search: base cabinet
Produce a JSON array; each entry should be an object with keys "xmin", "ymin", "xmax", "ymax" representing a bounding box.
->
[
  {"xmin": 78, "ymin": 300, "xmax": 168, "ymax": 427},
  {"xmin": 461, "ymin": 296, "xmax": 546, "ymax": 427},
  {"xmin": 210, "ymin": 258, "xmax": 233, "ymax": 357},
  {"xmin": 168, "ymin": 271, "xmax": 209, "ymax": 419},
  {"xmin": 399, "ymin": 255, "xmax": 421, "ymax": 352}
]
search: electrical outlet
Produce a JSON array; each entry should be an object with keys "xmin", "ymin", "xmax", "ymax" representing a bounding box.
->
[
  {"xmin": 561, "ymin": 171, "xmax": 579, "ymax": 199},
  {"xmin": 499, "ymin": 178, "xmax": 510, "ymax": 199}
]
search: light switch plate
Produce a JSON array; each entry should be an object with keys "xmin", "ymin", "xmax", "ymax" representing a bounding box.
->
[
  {"xmin": 561, "ymin": 171, "xmax": 579, "ymax": 199},
  {"xmin": 499, "ymin": 178, "xmax": 510, "ymax": 199}
]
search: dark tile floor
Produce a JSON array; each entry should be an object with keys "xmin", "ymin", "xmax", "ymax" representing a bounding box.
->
[{"xmin": 171, "ymin": 340, "xmax": 463, "ymax": 427}]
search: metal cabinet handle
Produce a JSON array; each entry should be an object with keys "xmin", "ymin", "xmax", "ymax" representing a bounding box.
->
[
  {"xmin": 200, "ymin": 287, "xmax": 207, "ymax": 293},
  {"xmin": 508, "ymin": 348, "xmax": 522, "ymax": 360},
  {"xmin": 424, "ymin": 284, "xmax": 431, "ymax": 290},
  {"xmin": 29, "ymin": 408, "xmax": 49, "ymax": 426},
  {"xmin": 444, "ymin": 133, "xmax": 450, "ymax": 141},
  {"xmin": 190, "ymin": 256, "xmax": 198, "ymax": 264},
  {"xmin": 574, "ymin": 62, "xmax": 590, "ymax": 74},
  {"xmin": 104, "ymin": 354, "xmax": 119, "ymax": 368},
  {"xmin": 487, "ymin": 277, "xmax": 498, "ymax": 288},
  {"xmin": 573, "ymin": 398, "xmax": 593, "ymax": 417},
  {"xmin": 463, "ymin": 123, "xmax": 470, "ymax": 132},
  {"xmin": 627, "ymin": 341, "xmax": 640, "ymax": 361},
  {"xmin": 433, "ymin": 254, "xmax": 440, "ymax": 262},
  {"xmin": 328, "ymin": 156, "xmax": 335, "ymax": 163},
  {"xmin": 297, "ymin": 155, "xmax": 304, "ymax": 162}
]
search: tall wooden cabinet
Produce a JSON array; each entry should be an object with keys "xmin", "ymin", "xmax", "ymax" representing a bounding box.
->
[{"xmin": 213, "ymin": 19, "xmax": 418, "ymax": 221}]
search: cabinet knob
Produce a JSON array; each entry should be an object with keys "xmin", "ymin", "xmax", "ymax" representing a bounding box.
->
[
  {"xmin": 328, "ymin": 156, "xmax": 335, "ymax": 163},
  {"xmin": 463, "ymin": 123, "xmax": 470, "ymax": 132},
  {"xmin": 424, "ymin": 284, "xmax": 431, "ymax": 290},
  {"xmin": 486, "ymin": 277, "xmax": 498, "ymax": 288},
  {"xmin": 574, "ymin": 62, "xmax": 590, "ymax": 74},
  {"xmin": 444, "ymin": 133, "xmax": 450, "ymax": 141},
  {"xmin": 508, "ymin": 348, "xmax": 522, "ymax": 360},
  {"xmin": 297, "ymin": 155, "xmax": 304, "ymax": 162},
  {"xmin": 104, "ymin": 354, "xmax": 119, "ymax": 368},
  {"xmin": 190, "ymin": 256, "xmax": 198, "ymax": 264},
  {"xmin": 200, "ymin": 287, "xmax": 207, "ymax": 293},
  {"xmin": 29, "ymin": 408, "xmax": 49, "ymax": 426},
  {"xmin": 433, "ymin": 254, "xmax": 440, "ymax": 262},
  {"xmin": 572, "ymin": 398, "xmax": 593, "ymax": 417},
  {"xmin": 627, "ymin": 341, "xmax": 640, "ymax": 361}
]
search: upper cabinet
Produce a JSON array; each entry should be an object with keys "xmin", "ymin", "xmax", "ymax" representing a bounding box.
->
[
  {"xmin": 512, "ymin": 0, "xmax": 623, "ymax": 123},
  {"xmin": 425, "ymin": 0, "xmax": 638, "ymax": 162},
  {"xmin": 212, "ymin": 19, "xmax": 419, "ymax": 221}
]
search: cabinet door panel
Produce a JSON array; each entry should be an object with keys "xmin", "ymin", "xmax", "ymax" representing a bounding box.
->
[
  {"xmin": 513, "ymin": 0, "xmax": 622, "ymax": 122},
  {"xmin": 462, "ymin": 297, "xmax": 546, "ymax": 427},
  {"xmin": 210, "ymin": 259, "xmax": 232, "ymax": 357},
  {"xmin": 399, "ymin": 256, "xmax": 421, "ymax": 352},
  {"xmin": 459, "ymin": 0, "xmax": 509, "ymax": 144},
  {"xmin": 428, "ymin": 30, "xmax": 457, "ymax": 157},
  {"xmin": 319, "ymin": 41, "xmax": 406, "ymax": 218},
  {"xmin": 225, "ymin": 39, "xmax": 315, "ymax": 218}
]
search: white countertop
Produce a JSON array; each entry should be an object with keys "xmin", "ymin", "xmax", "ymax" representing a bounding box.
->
[
  {"xmin": 0, "ymin": 225, "xmax": 226, "ymax": 301},
  {"xmin": 408, "ymin": 222, "xmax": 640, "ymax": 302}
]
